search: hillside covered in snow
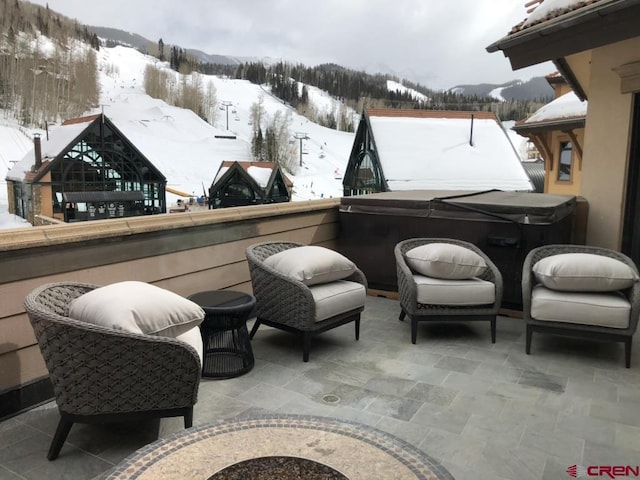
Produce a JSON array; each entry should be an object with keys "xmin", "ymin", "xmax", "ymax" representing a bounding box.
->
[
  {"xmin": 1, "ymin": 44, "xmax": 360, "ymax": 228},
  {"xmin": 1, "ymin": 43, "xmax": 532, "ymax": 230}
]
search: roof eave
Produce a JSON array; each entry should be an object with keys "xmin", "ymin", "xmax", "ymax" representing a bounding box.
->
[
  {"xmin": 486, "ymin": 0, "xmax": 640, "ymax": 70},
  {"xmin": 513, "ymin": 117, "xmax": 585, "ymax": 134},
  {"xmin": 32, "ymin": 116, "xmax": 104, "ymax": 182}
]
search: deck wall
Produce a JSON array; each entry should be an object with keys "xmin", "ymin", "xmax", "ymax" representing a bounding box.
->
[{"xmin": 0, "ymin": 199, "xmax": 341, "ymax": 416}]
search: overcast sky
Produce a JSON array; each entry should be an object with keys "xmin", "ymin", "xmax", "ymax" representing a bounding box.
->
[{"xmin": 31, "ymin": 0, "xmax": 553, "ymax": 90}]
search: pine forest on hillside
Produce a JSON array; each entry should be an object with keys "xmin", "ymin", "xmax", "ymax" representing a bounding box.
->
[
  {"xmin": 199, "ymin": 60, "xmax": 545, "ymax": 124},
  {"xmin": 1, "ymin": 0, "xmax": 546, "ymax": 132}
]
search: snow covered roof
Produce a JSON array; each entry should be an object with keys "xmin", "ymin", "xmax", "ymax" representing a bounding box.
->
[
  {"xmin": 519, "ymin": 91, "xmax": 586, "ymax": 125},
  {"xmin": 8, "ymin": 97, "xmax": 253, "ymax": 190},
  {"xmin": 520, "ymin": 0, "xmax": 604, "ymax": 31},
  {"xmin": 365, "ymin": 109, "xmax": 533, "ymax": 191},
  {"xmin": 7, "ymin": 119, "xmax": 92, "ymax": 182},
  {"xmin": 485, "ymin": 0, "xmax": 637, "ymax": 73},
  {"xmin": 213, "ymin": 161, "xmax": 293, "ymax": 188}
]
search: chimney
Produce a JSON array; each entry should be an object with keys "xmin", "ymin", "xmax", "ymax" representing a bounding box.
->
[{"xmin": 33, "ymin": 134, "xmax": 42, "ymax": 170}]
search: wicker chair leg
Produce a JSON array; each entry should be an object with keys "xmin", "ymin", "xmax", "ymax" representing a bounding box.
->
[
  {"xmin": 184, "ymin": 407, "xmax": 194, "ymax": 428},
  {"xmin": 625, "ymin": 337, "xmax": 632, "ymax": 368},
  {"xmin": 302, "ymin": 332, "xmax": 312, "ymax": 362},
  {"xmin": 47, "ymin": 415, "xmax": 73, "ymax": 460},
  {"xmin": 399, "ymin": 310, "xmax": 406, "ymax": 321},
  {"xmin": 491, "ymin": 317, "xmax": 496, "ymax": 344},
  {"xmin": 355, "ymin": 318, "xmax": 360, "ymax": 340},
  {"xmin": 411, "ymin": 318, "xmax": 418, "ymax": 345},
  {"xmin": 525, "ymin": 324, "xmax": 533, "ymax": 354},
  {"xmin": 249, "ymin": 319, "xmax": 262, "ymax": 339}
]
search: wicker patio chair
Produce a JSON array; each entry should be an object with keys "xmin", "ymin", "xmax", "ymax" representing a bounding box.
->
[
  {"xmin": 24, "ymin": 282, "xmax": 201, "ymax": 460},
  {"xmin": 523, "ymin": 244, "xmax": 640, "ymax": 367},
  {"xmin": 395, "ymin": 238, "xmax": 503, "ymax": 344},
  {"xmin": 246, "ymin": 241, "xmax": 368, "ymax": 362}
]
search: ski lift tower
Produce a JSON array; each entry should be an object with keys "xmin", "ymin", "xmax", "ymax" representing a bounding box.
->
[
  {"xmin": 293, "ymin": 132, "xmax": 309, "ymax": 167},
  {"xmin": 220, "ymin": 101, "xmax": 233, "ymax": 130}
]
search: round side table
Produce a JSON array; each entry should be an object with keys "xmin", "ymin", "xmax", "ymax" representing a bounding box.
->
[{"xmin": 188, "ymin": 290, "xmax": 256, "ymax": 379}]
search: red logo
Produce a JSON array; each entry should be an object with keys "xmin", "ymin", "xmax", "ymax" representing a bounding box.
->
[{"xmin": 567, "ymin": 465, "xmax": 640, "ymax": 479}]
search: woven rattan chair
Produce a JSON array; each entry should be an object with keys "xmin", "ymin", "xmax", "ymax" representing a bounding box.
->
[
  {"xmin": 24, "ymin": 282, "xmax": 201, "ymax": 460},
  {"xmin": 395, "ymin": 238, "xmax": 503, "ymax": 344},
  {"xmin": 523, "ymin": 245, "xmax": 640, "ymax": 367},
  {"xmin": 246, "ymin": 241, "xmax": 368, "ymax": 362}
]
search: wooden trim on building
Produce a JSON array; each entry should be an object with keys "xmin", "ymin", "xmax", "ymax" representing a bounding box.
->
[
  {"xmin": 564, "ymin": 129, "xmax": 583, "ymax": 169},
  {"xmin": 529, "ymin": 134, "xmax": 553, "ymax": 170}
]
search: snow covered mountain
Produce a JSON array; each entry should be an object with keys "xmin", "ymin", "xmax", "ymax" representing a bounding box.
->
[{"xmin": 451, "ymin": 77, "xmax": 554, "ymax": 101}]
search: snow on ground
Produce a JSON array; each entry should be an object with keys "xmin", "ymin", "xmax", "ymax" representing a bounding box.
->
[
  {"xmin": 0, "ymin": 119, "xmax": 39, "ymax": 229},
  {"xmin": 298, "ymin": 82, "xmax": 358, "ymax": 129},
  {"xmin": 1, "ymin": 45, "xmax": 357, "ymax": 229},
  {"xmin": 489, "ymin": 86, "xmax": 506, "ymax": 102},
  {"xmin": 1, "ymin": 42, "xmax": 541, "ymax": 230},
  {"xmin": 386, "ymin": 80, "xmax": 429, "ymax": 102},
  {"xmin": 99, "ymin": 47, "xmax": 355, "ymax": 202}
]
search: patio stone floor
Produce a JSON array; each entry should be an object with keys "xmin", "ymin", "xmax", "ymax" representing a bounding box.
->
[{"xmin": 2, "ymin": 295, "xmax": 640, "ymax": 480}]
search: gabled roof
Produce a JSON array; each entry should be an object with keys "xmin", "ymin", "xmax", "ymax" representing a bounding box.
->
[
  {"xmin": 7, "ymin": 114, "xmax": 166, "ymax": 183},
  {"xmin": 7, "ymin": 98, "xmax": 253, "ymax": 191},
  {"xmin": 513, "ymin": 91, "xmax": 587, "ymax": 134},
  {"xmin": 486, "ymin": 0, "xmax": 640, "ymax": 70},
  {"xmin": 213, "ymin": 161, "xmax": 293, "ymax": 189},
  {"xmin": 7, "ymin": 117, "xmax": 94, "ymax": 181},
  {"xmin": 363, "ymin": 109, "xmax": 533, "ymax": 191}
]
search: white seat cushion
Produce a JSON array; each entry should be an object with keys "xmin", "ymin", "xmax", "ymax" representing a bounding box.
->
[
  {"xmin": 414, "ymin": 275, "xmax": 495, "ymax": 306},
  {"xmin": 531, "ymin": 285, "xmax": 630, "ymax": 329},
  {"xmin": 264, "ymin": 245, "xmax": 357, "ymax": 286},
  {"xmin": 309, "ymin": 280, "xmax": 366, "ymax": 322},
  {"xmin": 533, "ymin": 253, "xmax": 638, "ymax": 292},
  {"xmin": 175, "ymin": 325, "xmax": 204, "ymax": 366},
  {"xmin": 405, "ymin": 243, "xmax": 487, "ymax": 280}
]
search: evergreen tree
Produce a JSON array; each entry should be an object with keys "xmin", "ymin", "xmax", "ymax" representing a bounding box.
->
[
  {"xmin": 158, "ymin": 38, "xmax": 165, "ymax": 62},
  {"xmin": 265, "ymin": 127, "xmax": 276, "ymax": 162},
  {"xmin": 252, "ymin": 127, "xmax": 265, "ymax": 160}
]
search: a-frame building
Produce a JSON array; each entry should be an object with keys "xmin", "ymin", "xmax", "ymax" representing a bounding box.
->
[
  {"xmin": 208, "ymin": 161, "xmax": 292, "ymax": 209},
  {"xmin": 7, "ymin": 114, "xmax": 166, "ymax": 223},
  {"xmin": 343, "ymin": 108, "xmax": 533, "ymax": 196}
]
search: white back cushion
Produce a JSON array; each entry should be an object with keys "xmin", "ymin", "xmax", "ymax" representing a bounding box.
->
[
  {"xmin": 69, "ymin": 281, "xmax": 205, "ymax": 337},
  {"xmin": 264, "ymin": 245, "xmax": 357, "ymax": 286},
  {"xmin": 405, "ymin": 243, "xmax": 487, "ymax": 280},
  {"xmin": 533, "ymin": 253, "xmax": 638, "ymax": 292}
]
